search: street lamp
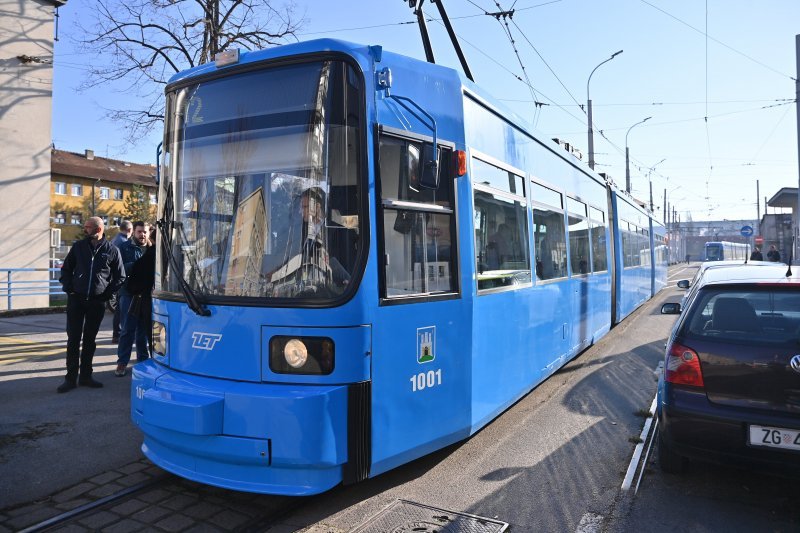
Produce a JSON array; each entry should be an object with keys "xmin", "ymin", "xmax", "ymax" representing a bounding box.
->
[
  {"xmin": 587, "ymin": 49, "xmax": 623, "ymax": 170},
  {"xmin": 625, "ymin": 116, "xmax": 651, "ymax": 193}
]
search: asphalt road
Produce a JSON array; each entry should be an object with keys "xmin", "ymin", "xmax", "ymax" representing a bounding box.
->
[{"xmin": 0, "ymin": 311, "xmax": 143, "ymax": 509}]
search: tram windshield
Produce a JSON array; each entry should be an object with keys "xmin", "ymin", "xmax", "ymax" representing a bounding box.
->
[{"xmin": 158, "ymin": 60, "xmax": 363, "ymax": 302}]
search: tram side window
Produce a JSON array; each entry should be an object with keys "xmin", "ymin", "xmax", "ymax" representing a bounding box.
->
[
  {"xmin": 640, "ymin": 229, "xmax": 651, "ymax": 267},
  {"xmin": 532, "ymin": 183, "xmax": 567, "ymax": 281},
  {"xmin": 589, "ymin": 207, "xmax": 608, "ymax": 272},
  {"xmin": 473, "ymin": 158, "xmax": 530, "ymax": 291},
  {"xmin": 622, "ymin": 222, "xmax": 636, "ymax": 267},
  {"xmin": 567, "ymin": 198, "xmax": 590, "ymax": 275},
  {"xmin": 379, "ymin": 135, "xmax": 456, "ymax": 298}
]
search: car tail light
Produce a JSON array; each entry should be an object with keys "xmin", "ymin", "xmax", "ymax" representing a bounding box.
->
[{"xmin": 665, "ymin": 341, "xmax": 704, "ymax": 387}]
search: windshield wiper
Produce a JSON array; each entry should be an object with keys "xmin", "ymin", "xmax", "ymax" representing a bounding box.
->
[{"xmin": 157, "ymin": 182, "xmax": 210, "ymax": 317}]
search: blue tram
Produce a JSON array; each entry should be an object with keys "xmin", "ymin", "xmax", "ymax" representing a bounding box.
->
[
  {"xmin": 132, "ymin": 39, "xmax": 667, "ymax": 495},
  {"xmin": 704, "ymin": 241, "xmax": 750, "ymax": 261}
]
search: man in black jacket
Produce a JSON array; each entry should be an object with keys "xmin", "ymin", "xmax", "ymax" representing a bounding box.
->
[{"xmin": 58, "ymin": 217, "xmax": 125, "ymax": 393}]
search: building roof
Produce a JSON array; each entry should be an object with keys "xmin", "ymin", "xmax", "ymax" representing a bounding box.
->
[
  {"xmin": 51, "ymin": 149, "xmax": 156, "ymax": 187},
  {"xmin": 766, "ymin": 187, "xmax": 799, "ymax": 209}
]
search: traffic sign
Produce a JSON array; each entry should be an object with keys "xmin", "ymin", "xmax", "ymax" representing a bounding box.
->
[
  {"xmin": 740, "ymin": 225, "xmax": 754, "ymax": 237},
  {"xmin": 755, "ymin": 235, "xmax": 764, "ymax": 245}
]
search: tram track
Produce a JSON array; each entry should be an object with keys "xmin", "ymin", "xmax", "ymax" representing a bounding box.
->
[
  {"xmin": 18, "ymin": 474, "xmax": 171, "ymax": 533},
  {"xmin": 15, "ymin": 469, "xmax": 312, "ymax": 533}
]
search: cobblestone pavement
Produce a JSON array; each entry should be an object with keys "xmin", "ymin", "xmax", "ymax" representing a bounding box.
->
[{"xmin": 0, "ymin": 458, "xmax": 308, "ymax": 532}]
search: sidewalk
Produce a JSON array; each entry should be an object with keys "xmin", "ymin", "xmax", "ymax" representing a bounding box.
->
[{"xmin": 0, "ymin": 311, "xmax": 146, "ymax": 510}]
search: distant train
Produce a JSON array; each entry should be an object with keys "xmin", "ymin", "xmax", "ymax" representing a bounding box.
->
[
  {"xmin": 132, "ymin": 39, "xmax": 667, "ymax": 495},
  {"xmin": 704, "ymin": 241, "xmax": 750, "ymax": 261}
]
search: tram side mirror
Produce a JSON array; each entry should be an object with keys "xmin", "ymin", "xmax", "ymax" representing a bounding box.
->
[
  {"xmin": 661, "ymin": 302, "xmax": 682, "ymax": 315},
  {"xmin": 418, "ymin": 142, "xmax": 440, "ymax": 190},
  {"xmin": 676, "ymin": 279, "xmax": 690, "ymax": 289}
]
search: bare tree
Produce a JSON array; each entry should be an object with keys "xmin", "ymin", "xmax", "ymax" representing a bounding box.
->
[{"xmin": 76, "ymin": 0, "xmax": 304, "ymax": 144}]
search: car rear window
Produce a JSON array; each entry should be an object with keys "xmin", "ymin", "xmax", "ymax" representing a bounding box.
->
[{"xmin": 684, "ymin": 287, "xmax": 800, "ymax": 345}]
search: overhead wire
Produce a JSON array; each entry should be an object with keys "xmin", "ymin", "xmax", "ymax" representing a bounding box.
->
[
  {"xmin": 554, "ymin": 100, "xmax": 796, "ymax": 135},
  {"xmin": 703, "ymin": 0, "xmax": 713, "ymax": 218},
  {"xmin": 747, "ymin": 104, "xmax": 793, "ymax": 165},
  {"xmin": 426, "ymin": 16, "xmax": 588, "ymax": 128},
  {"xmin": 487, "ymin": 2, "xmax": 545, "ymax": 125},
  {"xmin": 639, "ymin": 0, "xmax": 796, "ymax": 82},
  {"xmin": 509, "ymin": 18, "xmax": 583, "ymax": 110},
  {"xmin": 497, "ymin": 97, "xmax": 794, "ymax": 107}
]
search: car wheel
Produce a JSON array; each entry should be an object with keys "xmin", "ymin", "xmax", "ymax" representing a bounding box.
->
[{"xmin": 657, "ymin": 429, "xmax": 685, "ymax": 474}]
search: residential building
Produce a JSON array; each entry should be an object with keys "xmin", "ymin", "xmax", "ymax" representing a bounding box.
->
[
  {"xmin": 50, "ymin": 148, "xmax": 157, "ymax": 245},
  {"xmin": 0, "ymin": 0, "xmax": 66, "ymax": 310}
]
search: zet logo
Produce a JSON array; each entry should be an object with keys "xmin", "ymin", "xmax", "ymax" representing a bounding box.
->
[
  {"xmin": 417, "ymin": 326, "xmax": 435, "ymax": 364},
  {"xmin": 191, "ymin": 332, "xmax": 222, "ymax": 350}
]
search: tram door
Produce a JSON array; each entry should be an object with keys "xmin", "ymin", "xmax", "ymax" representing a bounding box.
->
[
  {"xmin": 370, "ymin": 134, "xmax": 470, "ymax": 476},
  {"xmin": 566, "ymin": 197, "xmax": 592, "ymax": 354}
]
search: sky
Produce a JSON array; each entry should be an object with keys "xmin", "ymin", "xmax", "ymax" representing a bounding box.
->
[{"xmin": 52, "ymin": 0, "xmax": 800, "ymax": 223}]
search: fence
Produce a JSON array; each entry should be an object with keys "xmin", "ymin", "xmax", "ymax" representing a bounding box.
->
[{"xmin": 0, "ymin": 268, "xmax": 65, "ymax": 310}]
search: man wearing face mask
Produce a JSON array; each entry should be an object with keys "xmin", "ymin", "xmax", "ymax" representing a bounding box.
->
[{"xmin": 58, "ymin": 217, "xmax": 125, "ymax": 393}]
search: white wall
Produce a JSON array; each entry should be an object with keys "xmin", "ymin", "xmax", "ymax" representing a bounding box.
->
[{"xmin": 0, "ymin": 0, "xmax": 59, "ymax": 309}]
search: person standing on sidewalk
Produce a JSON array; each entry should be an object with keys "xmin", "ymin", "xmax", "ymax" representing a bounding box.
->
[
  {"xmin": 114, "ymin": 221, "xmax": 152, "ymax": 376},
  {"xmin": 58, "ymin": 217, "xmax": 125, "ymax": 393},
  {"xmin": 109, "ymin": 220, "xmax": 133, "ymax": 343}
]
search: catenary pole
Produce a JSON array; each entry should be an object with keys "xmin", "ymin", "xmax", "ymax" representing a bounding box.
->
[{"xmin": 795, "ymin": 35, "xmax": 799, "ymax": 263}]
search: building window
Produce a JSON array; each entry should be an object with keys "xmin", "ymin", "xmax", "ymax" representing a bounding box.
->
[
  {"xmin": 100, "ymin": 187, "xmax": 110, "ymax": 200},
  {"xmin": 114, "ymin": 189, "xmax": 124, "ymax": 200},
  {"xmin": 111, "ymin": 216, "xmax": 121, "ymax": 227},
  {"xmin": 54, "ymin": 212, "xmax": 66, "ymax": 224},
  {"xmin": 71, "ymin": 184, "xmax": 83, "ymax": 196},
  {"xmin": 100, "ymin": 215, "xmax": 109, "ymax": 225},
  {"xmin": 70, "ymin": 213, "xmax": 81, "ymax": 225},
  {"xmin": 54, "ymin": 182, "xmax": 66, "ymax": 195},
  {"xmin": 150, "ymin": 193, "xmax": 157, "ymax": 205}
]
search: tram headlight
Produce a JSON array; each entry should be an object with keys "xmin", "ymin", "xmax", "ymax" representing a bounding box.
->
[
  {"xmin": 269, "ymin": 336, "xmax": 335, "ymax": 375},
  {"xmin": 152, "ymin": 321, "xmax": 167, "ymax": 356},
  {"xmin": 283, "ymin": 339, "xmax": 308, "ymax": 368}
]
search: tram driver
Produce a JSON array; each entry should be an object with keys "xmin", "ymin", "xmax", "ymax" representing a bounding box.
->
[{"xmin": 266, "ymin": 186, "xmax": 354, "ymax": 297}]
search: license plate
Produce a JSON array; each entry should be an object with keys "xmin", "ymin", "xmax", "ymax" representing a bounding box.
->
[{"xmin": 748, "ymin": 425, "xmax": 800, "ymax": 451}]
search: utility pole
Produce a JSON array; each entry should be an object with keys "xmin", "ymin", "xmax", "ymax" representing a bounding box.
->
[
  {"xmin": 756, "ymin": 179, "xmax": 760, "ymax": 243},
  {"xmin": 663, "ymin": 188, "xmax": 667, "ymax": 226},
  {"xmin": 795, "ymin": 34, "xmax": 800, "ymax": 263},
  {"xmin": 649, "ymin": 181, "xmax": 654, "ymax": 212}
]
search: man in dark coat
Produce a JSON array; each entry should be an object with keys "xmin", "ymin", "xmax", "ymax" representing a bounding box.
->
[
  {"xmin": 750, "ymin": 247, "xmax": 763, "ymax": 261},
  {"xmin": 767, "ymin": 245, "xmax": 781, "ymax": 262},
  {"xmin": 58, "ymin": 217, "xmax": 125, "ymax": 392},
  {"xmin": 114, "ymin": 221, "xmax": 152, "ymax": 376}
]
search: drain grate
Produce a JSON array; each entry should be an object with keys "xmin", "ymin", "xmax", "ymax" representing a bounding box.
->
[{"xmin": 349, "ymin": 499, "xmax": 509, "ymax": 533}]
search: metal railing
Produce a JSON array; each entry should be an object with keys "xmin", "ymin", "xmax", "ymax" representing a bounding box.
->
[{"xmin": 1, "ymin": 268, "xmax": 65, "ymax": 310}]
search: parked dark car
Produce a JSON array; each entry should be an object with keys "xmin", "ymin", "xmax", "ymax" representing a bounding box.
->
[{"xmin": 658, "ymin": 263, "xmax": 800, "ymax": 474}]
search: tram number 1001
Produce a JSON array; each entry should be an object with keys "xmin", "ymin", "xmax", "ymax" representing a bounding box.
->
[{"xmin": 410, "ymin": 369, "xmax": 442, "ymax": 392}]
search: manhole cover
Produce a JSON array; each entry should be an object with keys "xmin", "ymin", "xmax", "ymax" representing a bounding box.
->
[{"xmin": 349, "ymin": 499, "xmax": 509, "ymax": 533}]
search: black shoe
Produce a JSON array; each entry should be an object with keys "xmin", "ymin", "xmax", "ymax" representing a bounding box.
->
[
  {"xmin": 78, "ymin": 377, "xmax": 103, "ymax": 388},
  {"xmin": 57, "ymin": 380, "xmax": 77, "ymax": 393}
]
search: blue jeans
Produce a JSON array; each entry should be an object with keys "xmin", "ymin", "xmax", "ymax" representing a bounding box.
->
[{"xmin": 116, "ymin": 293, "xmax": 150, "ymax": 366}]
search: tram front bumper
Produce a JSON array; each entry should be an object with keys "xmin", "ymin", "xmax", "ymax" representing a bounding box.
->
[{"xmin": 131, "ymin": 360, "xmax": 348, "ymax": 496}]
